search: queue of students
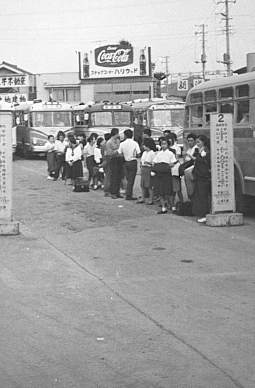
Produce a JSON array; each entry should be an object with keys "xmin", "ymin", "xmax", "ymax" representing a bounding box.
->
[{"xmin": 45, "ymin": 129, "xmax": 211, "ymax": 223}]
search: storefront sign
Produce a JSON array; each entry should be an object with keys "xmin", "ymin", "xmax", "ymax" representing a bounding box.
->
[
  {"xmin": 0, "ymin": 93, "xmax": 27, "ymax": 103},
  {"xmin": 193, "ymin": 78, "xmax": 203, "ymax": 87},
  {"xmin": 210, "ymin": 113, "xmax": 235, "ymax": 213},
  {"xmin": 0, "ymin": 75, "xmax": 28, "ymax": 88},
  {"xmin": 80, "ymin": 44, "xmax": 149, "ymax": 79},
  {"xmin": 177, "ymin": 78, "xmax": 189, "ymax": 91},
  {"xmin": 0, "ymin": 112, "xmax": 13, "ymax": 220}
]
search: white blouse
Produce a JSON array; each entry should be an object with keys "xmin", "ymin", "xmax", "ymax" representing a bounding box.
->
[{"xmin": 65, "ymin": 145, "xmax": 82, "ymax": 163}]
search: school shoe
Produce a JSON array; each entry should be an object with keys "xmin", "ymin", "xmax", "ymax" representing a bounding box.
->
[
  {"xmin": 157, "ymin": 209, "xmax": 168, "ymax": 214},
  {"xmin": 126, "ymin": 196, "xmax": 137, "ymax": 200},
  {"xmin": 197, "ymin": 217, "xmax": 207, "ymax": 223},
  {"xmin": 47, "ymin": 176, "xmax": 54, "ymax": 180}
]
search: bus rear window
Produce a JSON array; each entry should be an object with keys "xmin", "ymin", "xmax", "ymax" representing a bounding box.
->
[
  {"xmin": 190, "ymin": 93, "xmax": 202, "ymax": 104},
  {"xmin": 204, "ymin": 90, "xmax": 216, "ymax": 102},
  {"xmin": 219, "ymin": 87, "xmax": 233, "ymax": 99},
  {"xmin": 236, "ymin": 84, "xmax": 249, "ymax": 98}
]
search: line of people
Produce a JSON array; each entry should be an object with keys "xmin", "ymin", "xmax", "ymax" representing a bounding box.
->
[{"xmin": 45, "ymin": 129, "xmax": 211, "ymax": 223}]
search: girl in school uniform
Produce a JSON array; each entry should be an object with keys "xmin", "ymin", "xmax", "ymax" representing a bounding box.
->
[
  {"xmin": 45, "ymin": 135, "xmax": 56, "ymax": 180},
  {"xmin": 152, "ymin": 137, "xmax": 176, "ymax": 214},
  {"xmin": 65, "ymin": 135, "xmax": 83, "ymax": 188},
  {"xmin": 83, "ymin": 133, "xmax": 98, "ymax": 187},
  {"xmin": 93, "ymin": 137, "xmax": 105, "ymax": 190},
  {"xmin": 137, "ymin": 137, "xmax": 155, "ymax": 205},
  {"xmin": 191, "ymin": 135, "xmax": 211, "ymax": 223}
]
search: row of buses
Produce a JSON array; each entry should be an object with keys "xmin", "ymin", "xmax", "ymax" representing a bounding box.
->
[
  {"xmin": 1, "ymin": 70, "xmax": 255, "ymax": 207},
  {"xmin": 1, "ymin": 98, "xmax": 185, "ymax": 156}
]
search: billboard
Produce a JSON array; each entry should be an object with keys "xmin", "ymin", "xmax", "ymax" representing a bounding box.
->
[{"xmin": 80, "ymin": 43, "xmax": 149, "ymax": 79}]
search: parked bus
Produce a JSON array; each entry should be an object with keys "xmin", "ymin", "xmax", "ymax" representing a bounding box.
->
[
  {"xmin": 72, "ymin": 101, "xmax": 134, "ymax": 140},
  {"xmin": 130, "ymin": 98, "xmax": 185, "ymax": 144},
  {"xmin": 15, "ymin": 100, "xmax": 73, "ymax": 156},
  {"xmin": 184, "ymin": 72, "xmax": 255, "ymax": 210},
  {"xmin": 0, "ymin": 101, "xmax": 17, "ymax": 155}
]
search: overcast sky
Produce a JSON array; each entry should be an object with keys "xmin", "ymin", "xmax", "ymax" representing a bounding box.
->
[{"xmin": 1, "ymin": 0, "xmax": 255, "ymax": 75}]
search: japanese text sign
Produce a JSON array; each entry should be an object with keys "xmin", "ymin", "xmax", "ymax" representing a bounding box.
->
[
  {"xmin": 210, "ymin": 113, "xmax": 235, "ymax": 213},
  {"xmin": 0, "ymin": 75, "xmax": 28, "ymax": 88},
  {"xmin": 0, "ymin": 112, "xmax": 13, "ymax": 220}
]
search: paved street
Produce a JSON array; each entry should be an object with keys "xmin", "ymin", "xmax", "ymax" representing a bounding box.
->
[{"xmin": 0, "ymin": 157, "xmax": 255, "ymax": 388}]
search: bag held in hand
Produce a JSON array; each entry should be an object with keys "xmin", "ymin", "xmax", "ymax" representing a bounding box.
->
[{"xmin": 73, "ymin": 177, "xmax": 90, "ymax": 192}]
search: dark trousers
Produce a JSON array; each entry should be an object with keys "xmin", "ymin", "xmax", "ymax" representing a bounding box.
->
[
  {"xmin": 55, "ymin": 153, "xmax": 66, "ymax": 179},
  {"xmin": 124, "ymin": 160, "xmax": 137, "ymax": 198},
  {"xmin": 110, "ymin": 156, "xmax": 123, "ymax": 195},
  {"xmin": 103, "ymin": 158, "xmax": 111, "ymax": 193}
]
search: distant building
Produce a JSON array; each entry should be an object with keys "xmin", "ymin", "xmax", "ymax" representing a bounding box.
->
[{"xmin": 0, "ymin": 61, "xmax": 36, "ymax": 103}]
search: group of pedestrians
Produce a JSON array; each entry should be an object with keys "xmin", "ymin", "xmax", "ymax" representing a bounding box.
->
[{"xmin": 45, "ymin": 128, "xmax": 211, "ymax": 223}]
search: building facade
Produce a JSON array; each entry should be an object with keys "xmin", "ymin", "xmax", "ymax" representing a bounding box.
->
[{"xmin": 0, "ymin": 61, "xmax": 36, "ymax": 103}]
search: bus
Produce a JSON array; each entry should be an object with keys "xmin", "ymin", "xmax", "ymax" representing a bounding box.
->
[
  {"xmin": 72, "ymin": 101, "xmax": 134, "ymax": 140},
  {"xmin": 15, "ymin": 100, "xmax": 73, "ymax": 156},
  {"xmin": 184, "ymin": 72, "xmax": 255, "ymax": 210},
  {"xmin": 130, "ymin": 98, "xmax": 185, "ymax": 144}
]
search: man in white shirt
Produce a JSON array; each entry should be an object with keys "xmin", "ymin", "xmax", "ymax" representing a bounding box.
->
[{"xmin": 118, "ymin": 129, "xmax": 141, "ymax": 200}]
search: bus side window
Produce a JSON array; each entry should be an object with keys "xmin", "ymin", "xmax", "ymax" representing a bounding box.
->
[
  {"xmin": 237, "ymin": 100, "xmax": 249, "ymax": 124},
  {"xmin": 205, "ymin": 103, "xmax": 217, "ymax": 125},
  {"xmin": 191, "ymin": 105, "xmax": 203, "ymax": 127},
  {"xmin": 219, "ymin": 102, "xmax": 233, "ymax": 114},
  {"xmin": 236, "ymin": 84, "xmax": 249, "ymax": 124}
]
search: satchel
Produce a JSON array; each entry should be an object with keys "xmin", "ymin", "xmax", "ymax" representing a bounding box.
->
[
  {"xmin": 179, "ymin": 159, "xmax": 194, "ymax": 176},
  {"xmin": 152, "ymin": 162, "xmax": 171, "ymax": 174},
  {"xmin": 73, "ymin": 177, "xmax": 89, "ymax": 192}
]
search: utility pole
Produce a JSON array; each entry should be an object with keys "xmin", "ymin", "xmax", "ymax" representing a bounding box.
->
[
  {"xmin": 195, "ymin": 24, "xmax": 207, "ymax": 81},
  {"xmin": 217, "ymin": 0, "xmax": 236, "ymax": 76},
  {"xmin": 161, "ymin": 56, "xmax": 170, "ymax": 85}
]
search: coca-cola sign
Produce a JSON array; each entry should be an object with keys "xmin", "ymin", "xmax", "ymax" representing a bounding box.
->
[{"xmin": 95, "ymin": 44, "xmax": 133, "ymax": 68}]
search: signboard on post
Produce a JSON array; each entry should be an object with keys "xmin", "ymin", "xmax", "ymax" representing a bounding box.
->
[
  {"xmin": 0, "ymin": 112, "xmax": 19, "ymax": 234},
  {"xmin": 79, "ymin": 43, "xmax": 150, "ymax": 79},
  {"xmin": 210, "ymin": 113, "xmax": 235, "ymax": 213},
  {"xmin": 177, "ymin": 78, "xmax": 188, "ymax": 91}
]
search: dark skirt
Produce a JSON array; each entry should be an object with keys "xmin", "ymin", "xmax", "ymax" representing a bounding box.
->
[
  {"xmin": 66, "ymin": 160, "xmax": 83, "ymax": 180},
  {"xmin": 141, "ymin": 166, "xmax": 152, "ymax": 189},
  {"xmin": 191, "ymin": 178, "xmax": 210, "ymax": 217},
  {"xmin": 155, "ymin": 172, "xmax": 172, "ymax": 196}
]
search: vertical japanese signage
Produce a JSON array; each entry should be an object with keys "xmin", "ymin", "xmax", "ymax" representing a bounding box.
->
[
  {"xmin": 0, "ymin": 112, "xmax": 13, "ymax": 220},
  {"xmin": 210, "ymin": 113, "xmax": 235, "ymax": 213}
]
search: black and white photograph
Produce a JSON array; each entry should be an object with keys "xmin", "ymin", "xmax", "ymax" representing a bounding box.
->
[{"xmin": 0, "ymin": 0, "xmax": 254, "ymax": 387}]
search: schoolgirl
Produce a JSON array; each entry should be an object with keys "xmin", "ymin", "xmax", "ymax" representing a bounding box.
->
[
  {"xmin": 152, "ymin": 137, "xmax": 176, "ymax": 214},
  {"xmin": 45, "ymin": 135, "xmax": 56, "ymax": 180},
  {"xmin": 93, "ymin": 137, "xmax": 105, "ymax": 190},
  {"xmin": 83, "ymin": 133, "xmax": 98, "ymax": 187},
  {"xmin": 191, "ymin": 135, "xmax": 211, "ymax": 223},
  {"xmin": 65, "ymin": 135, "xmax": 83, "ymax": 188},
  {"xmin": 54, "ymin": 131, "xmax": 68, "ymax": 180},
  {"xmin": 137, "ymin": 137, "xmax": 155, "ymax": 205}
]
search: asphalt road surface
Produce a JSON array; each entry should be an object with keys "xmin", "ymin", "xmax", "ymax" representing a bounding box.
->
[{"xmin": 0, "ymin": 157, "xmax": 254, "ymax": 388}]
